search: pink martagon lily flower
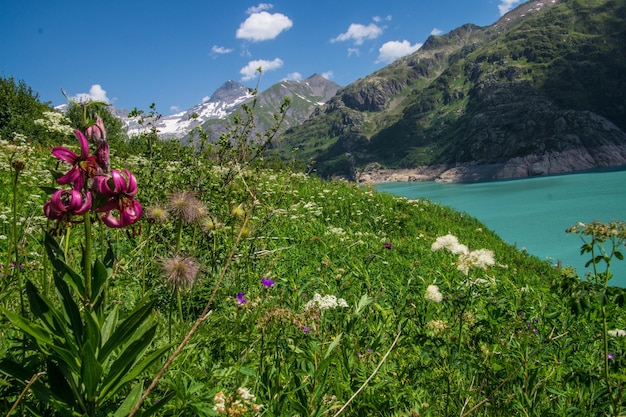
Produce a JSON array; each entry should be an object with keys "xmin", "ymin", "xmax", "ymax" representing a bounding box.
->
[
  {"xmin": 52, "ymin": 129, "xmax": 98, "ymax": 190},
  {"xmin": 43, "ymin": 189, "xmax": 92, "ymax": 220},
  {"xmin": 95, "ymin": 169, "xmax": 143, "ymax": 228}
]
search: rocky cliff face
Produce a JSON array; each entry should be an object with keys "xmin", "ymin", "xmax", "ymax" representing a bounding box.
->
[{"xmin": 275, "ymin": 0, "xmax": 626, "ymax": 182}]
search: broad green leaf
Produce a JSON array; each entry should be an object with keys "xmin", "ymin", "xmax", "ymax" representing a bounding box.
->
[
  {"xmin": 91, "ymin": 258, "xmax": 110, "ymax": 304},
  {"xmin": 53, "ymin": 274, "xmax": 83, "ymax": 350},
  {"xmin": 102, "ymin": 339, "xmax": 174, "ymax": 402},
  {"xmin": 81, "ymin": 339, "xmax": 103, "ymax": 401},
  {"xmin": 99, "ymin": 297, "xmax": 156, "ymax": 361},
  {"xmin": 3, "ymin": 310, "xmax": 54, "ymax": 348},
  {"xmin": 101, "ymin": 306, "xmax": 119, "ymax": 349},
  {"xmin": 112, "ymin": 382, "xmax": 143, "ymax": 417},
  {"xmin": 100, "ymin": 324, "xmax": 158, "ymax": 398},
  {"xmin": 324, "ymin": 332, "xmax": 343, "ymax": 359}
]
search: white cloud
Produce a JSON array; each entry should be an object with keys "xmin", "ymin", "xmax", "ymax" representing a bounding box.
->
[
  {"xmin": 170, "ymin": 105, "xmax": 180, "ymax": 113},
  {"xmin": 376, "ymin": 40, "xmax": 422, "ymax": 64},
  {"xmin": 347, "ymin": 48, "xmax": 360, "ymax": 58},
  {"xmin": 331, "ymin": 23, "xmax": 383, "ymax": 45},
  {"xmin": 321, "ymin": 71, "xmax": 334, "ymax": 80},
  {"xmin": 430, "ymin": 28, "xmax": 443, "ymax": 36},
  {"xmin": 212, "ymin": 45, "xmax": 233, "ymax": 55},
  {"xmin": 283, "ymin": 72, "xmax": 302, "ymax": 81},
  {"xmin": 236, "ymin": 11, "xmax": 293, "ymax": 41},
  {"xmin": 373, "ymin": 15, "xmax": 392, "ymax": 23},
  {"xmin": 246, "ymin": 3, "xmax": 273, "ymax": 14},
  {"xmin": 498, "ymin": 0, "xmax": 523, "ymax": 15},
  {"xmin": 73, "ymin": 84, "xmax": 110, "ymax": 103},
  {"xmin": 202, "ymin": 96, "xmax": 210, "ymax": 103},
  {"xmin": 240, "ymin": 58, "xmax": 284, "ymax": 81}
]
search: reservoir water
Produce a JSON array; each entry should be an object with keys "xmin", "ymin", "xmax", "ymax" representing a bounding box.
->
[{"xmin": 374, "ymin": 167, "xmax": 626, "ymax": 287}]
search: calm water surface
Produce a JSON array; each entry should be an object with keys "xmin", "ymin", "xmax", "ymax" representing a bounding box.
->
[{"xmin": 374, "ymin": 167, "xmax": 626, "ymax": 287}]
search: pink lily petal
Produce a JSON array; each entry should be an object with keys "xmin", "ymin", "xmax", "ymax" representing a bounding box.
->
[{"xmin": 51, "ymin": 147, "xmax": 79, "ymax": 164}]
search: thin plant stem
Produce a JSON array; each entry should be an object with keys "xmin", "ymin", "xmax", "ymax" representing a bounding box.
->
[
  {"xmin": 4, "ymin": 372, "xmax": 45, "ymax": 417},
  {"xmin": 332, "ymin": 327, "xmax": 402, "ymax": 417},
  {"xmin": 83, "ymin": 211, "xmax": 92, "ymax": 304}
]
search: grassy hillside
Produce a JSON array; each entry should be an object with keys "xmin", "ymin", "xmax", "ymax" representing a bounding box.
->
[{"xmin": 2, "ymin": 105, "xmax": 626, "ymax": 415}]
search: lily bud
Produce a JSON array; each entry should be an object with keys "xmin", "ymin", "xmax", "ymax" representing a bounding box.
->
[{"xmin": 85, "ymin": 117, "xmax": 106, "ymax": 142}]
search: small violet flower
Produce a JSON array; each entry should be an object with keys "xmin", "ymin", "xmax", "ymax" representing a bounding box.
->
[
  {"xmin": 608, "ymin": 353, "xmax": 615, "ymax": 361},
  {"xmin": 383, "ymin": 241, "xmax": 393, "ymax": 250},
  {"xmin": 261, "ymin": 278, "xmax": 275, "ymax": 288},
  {"xmin": 236, "ymin": 292, "xmax": 247, "ymax": 305}
]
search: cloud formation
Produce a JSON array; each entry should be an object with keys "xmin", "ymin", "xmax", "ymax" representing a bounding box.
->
[
  {"xmin": 430, "ymin": 28, "xmax": 443, "ymax": 36},
  {"xmin": 331, "ymin": 23, "xmax": 383, "ymax": 45},
  {"xmin": 236, "ymin": 11, "xmax": 293, "ymax": 41},
  {"xmin": 376, "ymin": 40, "xmax": 422, "ymax": 64},
  {"xmin": 240, "ymin": 58, "xmax": 284, "ymax": 81},
  {"xmin": 498, "ymin": 0, "xmax": 523, "ymax": 15},
  {"xmin": 283, "ymin": 72, "xmax": 302, "ymax": 81},
  {"xmin": 321, "ymin": 71, "xmax": 334, "ymax": 80},
  {"xmin": 211, "ymin": 45, "xmax": 233, "ymax": 55},
  {"xmin": 246, "ymin": 3, "xmax": 273, "ymax": 14},
  {"xmin": 73, "ymin": 84, "xmax": 110, "ymax": 103}
]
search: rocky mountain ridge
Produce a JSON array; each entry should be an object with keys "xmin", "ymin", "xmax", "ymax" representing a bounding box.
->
[
  {"xmin": 119, "ymin": 74, "xmax": 340, "ymax": 142},
  {"xmin": 272, "ymin": 0, "xmax": 626, "ymax": 182}
]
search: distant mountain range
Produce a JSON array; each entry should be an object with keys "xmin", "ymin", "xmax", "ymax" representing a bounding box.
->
[
  {"xmin": 117, "ymin": 74, "xmax": 341, "ymax": 143},
  {"xmin": 270, "ymin": 0, "xmax": 626, "ymax": 181}
]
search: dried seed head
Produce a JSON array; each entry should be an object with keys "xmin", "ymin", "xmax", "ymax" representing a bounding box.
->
[{"xmin": 161, "ymin": 255, "xmax": 200, "ymax": 292}]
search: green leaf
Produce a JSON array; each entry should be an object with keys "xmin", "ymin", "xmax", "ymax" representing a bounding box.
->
[
  {"xmin": 3, "ymin": 310, "xmax": 55, "ymax": 348},
  {"xmin": 81, "ymin": 339, "xmax": 103, "ymax": 401},
  {"xmin": 324, "ymin": 332, "xmax": 343, "ymax": 359},
  {"xmin": 53, "ymin": 274, "xmax": 83, "ymax": 350},
  {"xmin": 615, "ymin": 250, "xmax": 624, "ymax": 260},
  {"xmin": 99, "ymin": 297, "xmax": 156, "ymax": 361},
  {"xmin": 112, "ymin": 382, "xmax": 143, "ymax": 417},
  {"xmin": 100, "ymin": 324, "xmax": 158, "ymax": 396},
  {"xmin": 102, "ymin": 337, "xmax": 174, "ymax": 402},
  {"xmin": 91, "ymin": 258, "xmax": 110, "ymax": 304},
  {"xmin": 101, "ymin": 306, "xmax": 119, "ymax": 348}
]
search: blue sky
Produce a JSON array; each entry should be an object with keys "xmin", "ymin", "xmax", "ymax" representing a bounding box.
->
[{"xmin": 1, "ymin": 0, "xmax": 525, "ymax": 115}]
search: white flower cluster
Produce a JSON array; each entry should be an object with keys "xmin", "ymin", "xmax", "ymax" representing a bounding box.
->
[
  {"xmin": 431, "ymin": 234, "xmax": 469, "ymax": 255},
  {"xmin": 213, "ymin": 387, "xmax": 261, "ymax": 415},
  {"xmin": 431, "ymin": 234, "xmax": 495, "ymax": 274},
  {"xmin": 33, "ymin": 111, "xmax": 74, "ymax": 135},
  {"xmin": 305, "ymin": 293, "xmax": 349, "ymax": 310},
  {"xmin": 457, "ymin": 248, "xmax": 496, "ymax": 274},
  {"xmin": 425, "ymin": 284, "xmax": 443, "ymax": 303},
  {"xmin": 608, "ymin": 329, "xmax": 626, "ymax": 337}
]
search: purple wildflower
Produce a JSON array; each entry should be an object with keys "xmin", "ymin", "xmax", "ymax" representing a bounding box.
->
[
  {"xmin": 303, "ymin": 327, "xmax": 310, "ymax": 334},
  {"xmin": 236, "ymin": 292, "xmax": 247, "ymax": 305},
  {"xmin": 609, "ymin": 353, "xmax": 615, "ymax": 361},
  {"xmin": 383, "ymin": 241, "xmax": 393, "ymax": 250},
  {"xmin": 261, "ymin": 278, "xmax": 275, "ymax": 288}
]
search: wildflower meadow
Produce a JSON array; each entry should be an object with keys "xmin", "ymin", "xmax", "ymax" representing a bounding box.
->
[{"xmin": 2, "ymin": 80, "xmax": 626, "ymax": 416}]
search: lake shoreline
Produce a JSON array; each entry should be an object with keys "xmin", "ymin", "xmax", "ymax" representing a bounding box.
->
[{"xmin": 357, "ymin": 163, "xmax": 626, "ymax": 185}]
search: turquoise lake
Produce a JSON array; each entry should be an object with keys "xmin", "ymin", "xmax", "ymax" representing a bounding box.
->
[{"xmin": 374, "ymin": 167, "xmax": 626, "ymax": 287}]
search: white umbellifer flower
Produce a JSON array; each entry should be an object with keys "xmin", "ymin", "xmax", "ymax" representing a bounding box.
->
[
  {"xmin": 457, "ymin": 248, "xmax": 496, "ymax": 274},
  {"xmin": 425, "ymin": 284, "xmax": 443, "ymax": 303},
  {"xmin": 305, "ymin": 293, "xmax": 349, "ymax": 310},
  {"xmin": 608, "ymin": 329, "xmax": 626, "ymax": 337},
  {"xmin": 238, "ymin": 387, "xmax": 255, "ymax": 402},
  {"xmin": 431, "ymin": 234, "xmax": 469, "ymax": 255}
]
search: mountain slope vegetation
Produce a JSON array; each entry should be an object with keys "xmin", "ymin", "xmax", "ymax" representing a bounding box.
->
[{"xmin": 273, "ymin": 0, "xmax": 626, "ymax": 180}]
